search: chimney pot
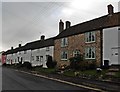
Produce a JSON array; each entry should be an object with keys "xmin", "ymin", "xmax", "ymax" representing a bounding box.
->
[
  {"xmin": 11, "ymin": 47, "xmax": 13, "ymax": 50},
  {"xmin": 66, "ymin": 21, "xmax": 71, "ymax": 29},
  {"xmin": 41, "ymin": 35, "xmax": 45, "ymax": 40},
  {"xmin": 19, "ymin": 44, "xmax": 21, "ymax": 47},
  {"xmin": 59, "ymin": 19, "xmax": 64, "ymax": 33},
  {"xmin": 107, "ymin": 4, "xmax": 114, "ymax": 15}
]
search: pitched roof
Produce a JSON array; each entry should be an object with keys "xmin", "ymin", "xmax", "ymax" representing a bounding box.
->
[
  {"xmin": 56, "ymin": 12, "xmax": 120, "ymax": 39},
  {"xmin": 23, "ymin": 37, "xmax": 55, "ymax": 50},
  {"xmin": 3, "ymin": 37, "xmax": 55, "ymax": 55}
]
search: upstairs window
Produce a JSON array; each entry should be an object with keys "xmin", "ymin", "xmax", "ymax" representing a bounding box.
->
[
  {"xmin": 61, "ymin": 51, "xmax": 68, "ymax": 60},
  {"xmin": 46, "ymin": 47, "xmax": 50, "ymax": 51},
  {"xmin": 24, "ymin": 51, "xmax": 27, "ymax": 54},
  {"xmin": 31, "ymin": 56, "xmax": 34, "ymax": 61},
  {"xmin": 61, "ymin": 38, "xmax": 68, "ymax": 47},
  {"xmin": 85, "ymin": 31, "xmax": 95, "ymax": 43},
  {"xmin": 85, "ymin": 47, "xmax": 95, "ymax": 59}
]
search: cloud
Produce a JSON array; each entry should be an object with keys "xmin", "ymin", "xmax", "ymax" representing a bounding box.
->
[{"xmin": 1, "ymin": 1, "xmax": 119, "ymax": 52}]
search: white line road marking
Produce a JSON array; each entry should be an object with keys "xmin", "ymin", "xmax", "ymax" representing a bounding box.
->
[{"xmin": 14, "ymin": 69, "xmax": 106, "ymax": 92}]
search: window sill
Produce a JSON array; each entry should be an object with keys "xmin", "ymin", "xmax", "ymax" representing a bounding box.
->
[
  {"xmin": 61, "ymin": 59, "xmax": 68, "ymax": 61},
  {"xmin": 85, "ymin": 58, "xmax": 95, "ymax": 60},
  {"xmin": 61, "ymin": 45, "xmax": 68, "ymax": 48},
  {"xmin": 85, "ymin": 41, "xmax": 95, "ymax": 44}
]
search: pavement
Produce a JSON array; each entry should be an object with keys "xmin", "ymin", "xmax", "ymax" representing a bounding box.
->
[{"xmin": 2, "ymin": 67, "xmax": 97, "ymax": 92}]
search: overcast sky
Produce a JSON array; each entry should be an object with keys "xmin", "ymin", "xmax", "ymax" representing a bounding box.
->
[{"xmin": 0, "ymin": 0, "xmax": 119, "ymax": 52}]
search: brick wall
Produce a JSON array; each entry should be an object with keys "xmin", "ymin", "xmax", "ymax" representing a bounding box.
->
[{"xmin": 54, "ymin": 30, "xmax": 102, "ymax": 67}]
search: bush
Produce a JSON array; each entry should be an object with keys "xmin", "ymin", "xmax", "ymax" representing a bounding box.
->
[
  {"xmin": 69, "ymin": 55, "xmax": 96, "ymax": 70},
  {"xmin": 22, "ymin": 62, "xmax": 32, "ymax": 69},
  {"xmin": 46, "ymin": 55, "xmax": 57, "ymax": 68},
  {"xmin": 69, "ymin": 55, "xmax": 84, "ymax": 70},
  {"xmin": 16, "ymin": 63, "xmax": 22, "ymax": 68},
  {"xmin": 88, "ymin": 61, "xmax": 96, "ymax": 70},
  {"xmin": 2, "ymin": 63, "xmax": 7, "ymax": 66}
]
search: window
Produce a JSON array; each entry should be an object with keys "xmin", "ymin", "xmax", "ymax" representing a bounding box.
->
[
  {"xmin": 19, "ymin": 52, "xmax": 21, "ymax": 55},
  {"xmin": 46, "ymin": 47, "xmax": 50, "ymax": 51},
  {"xmin": 36, "ymin": 56, "xmax": 39, "ymax": 61},
  {"xmin": 85, "ymin": 47, "xmax": 95, "ymax": 59},
  {"xmin": 31, "ymin": 56, "xmax": 34, "ymax": 61},
  {"xmin": 61, "ymin": 38, "xmax": 68, "ymax": 47},
  {"xmin": 40, "ymin": 56, "xmax": 43, "ymax": 62},
  {"xmin": 24, "ymin": 51, "xmax": 27, "ymax": 54},
  {"xmin": 85, "ymin": 31, "xmax": 95, "ymax": 43},
  {"xmin": 73, "ymin": 50, "xmax": 80, "ymax": 57},
  {"xmin": 61, "ymin": 51, "xmax": 68, "ymax": 60}
]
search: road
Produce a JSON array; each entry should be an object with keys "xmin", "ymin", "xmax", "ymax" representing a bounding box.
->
[{"xmin": 2, "ymin": 67, "xmax": 92, "ymax": 91}]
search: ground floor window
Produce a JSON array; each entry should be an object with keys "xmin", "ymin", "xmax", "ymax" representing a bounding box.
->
[
  {"xmin": 73, "ymin": 50, "xmax": 80, "ymax": 57},
  {"xmin": 31, "ymin": 56, "xmax": 34, "ymax": 61},
  {"xmin": 85, "ymin": 47, "xmax": 95, "ymax": 59},
  {"xmin": 61, "ymin": 51, "xmax": 68, "ymax": 60},
  {"xmin": 36, "ymin": 56, "xmax": 39, "ymax": 61},
  {"xmin": 40, "ymin": 56, "xmax": 43, "ymax": 62}
]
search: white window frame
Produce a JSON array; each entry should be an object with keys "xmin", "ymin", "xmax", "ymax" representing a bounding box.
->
[
  {"xmin": 24, "ymin": 51, "xmax": 27, "ymax": 54},
  {"xmin": 46, "ymin": 47, "xmax": 50, "ymax": 51},
  {"xmin": 73, "ymin": 50, "xmax": 80, "ymax": 57},
  {"xmin": 85, "ymin": 31, "xmax": 95, "ymax": 43},
  {"xmin": 61, "ymin": 51, "xmax": 68, "ymax": 60},
  {"xmin": 36, "ymin": 56, "xmax": 39, "ymax": 61},
  {"xmin": 40, "ymin": 56, "xmax": 43, "ymax": 62},
  {"xmin": 61, "ymin": 38, "xmax": 68, "ymax": 47},
  {"xmin": 31, "ymin": 56, "xmax": 34, "ymax": 61},
  {"xmin": 85, "ymin": 47, "xmax": 95, "ymax": 59}
]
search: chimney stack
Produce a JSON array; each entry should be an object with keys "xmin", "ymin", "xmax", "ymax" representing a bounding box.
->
[
  {"xmin": 41, "ymin": 35, "xmax": 45, "ymax": 40},
  {"xmin": 66, "ymin": 21, "xmax": 71, "ymax": 29},
  {"xmin": 59, "ymin": 19, "xmax": 64, "ymax": 33},
  {"xmin": 11, "ymin": 47, "xmax": 13, "ymax": 50},
  {"xmin": 19, "ymin": 44, "xmax": 21, "ymax": 47},
  {"xmin": 107, "ymin": 4, "xmax": 114, "ymax": 15}
]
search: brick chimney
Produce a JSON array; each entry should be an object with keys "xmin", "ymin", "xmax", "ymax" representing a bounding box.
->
[
  {"xmin": 41, "ymin": 35, "xmax": 45, "ymax": 40},
  {"xmin": 107, "ymin": 4, "xmax": 114, "ymax": 15},
  {"xmin": 19, "ymin": 44, "xmax": 21, "ymax": 47},
  {"xmin": 59, "ymin": 19, "xmax": 64, "ymax": 33},
  {"xmin": 66, "ymin": 21, "xmax": 71, "ymax": 29}
]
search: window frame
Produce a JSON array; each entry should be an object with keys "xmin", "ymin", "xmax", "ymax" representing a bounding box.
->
[
  {"xmin": 36, "ymin": 56, "xmax": 39, "ymax": 61},
  {"xmin": 40, "ymin": 56, "xmax": 43, "ymax": 62},
  {"xmin": 24, "ymin": 50, "xmax": 27, "ymax": 54},
  {"xmin": 61, "ymin": 38, "xmax": 68, "ymax": 47},
  {"xmin": 73, "ymin": 50, "xmax": 80, "ymax": 57},
  {"xmin": 61, "ymin": 51, "xmax": 68, "ymax": 60},
  {"xmin": 46, "ymin": 47, "xmax": 50, "ymax": 51},
  {"xmin": 85, "ymin": 31, "xmax": 95, "ymax": 43},
  {"xmin": 85, "ymin": 47, "xmax": 95, "ymax": 59}
]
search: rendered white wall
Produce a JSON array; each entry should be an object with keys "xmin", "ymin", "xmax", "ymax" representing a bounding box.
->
[{"xmin": 103, "ymin": 27, "xmax": 119, "ymax": 65}]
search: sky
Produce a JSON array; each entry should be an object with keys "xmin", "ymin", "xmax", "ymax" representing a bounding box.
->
[{"xmin": 0, "ymin": 0, "xmax": 120, "ymax": 52}]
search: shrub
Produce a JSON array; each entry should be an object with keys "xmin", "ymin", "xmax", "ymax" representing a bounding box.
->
[
  {"xmin": 87, "ymin": 61, "xmax": 96, "ymax": 70},
  {"xmin": 69, "ymin": 55, "xmax": 96, "ymax": 70},
  {"xmin": 22, "ymin": 62, "xmax": 32, "ymax": 69},
  {"xmin": 2, "ymin": 63, "xmax": 7, "ymax": 66},
  {"xmin": 46, "ymin": 55, "xmax": 57, "ymax": 68},
  {"xmin": 69, "ymin": 55, "xmax": 84, "ymax": 70},
  {"xmin": 16, "ymin": 63, "xmax": 22, "ymax": 68}
]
